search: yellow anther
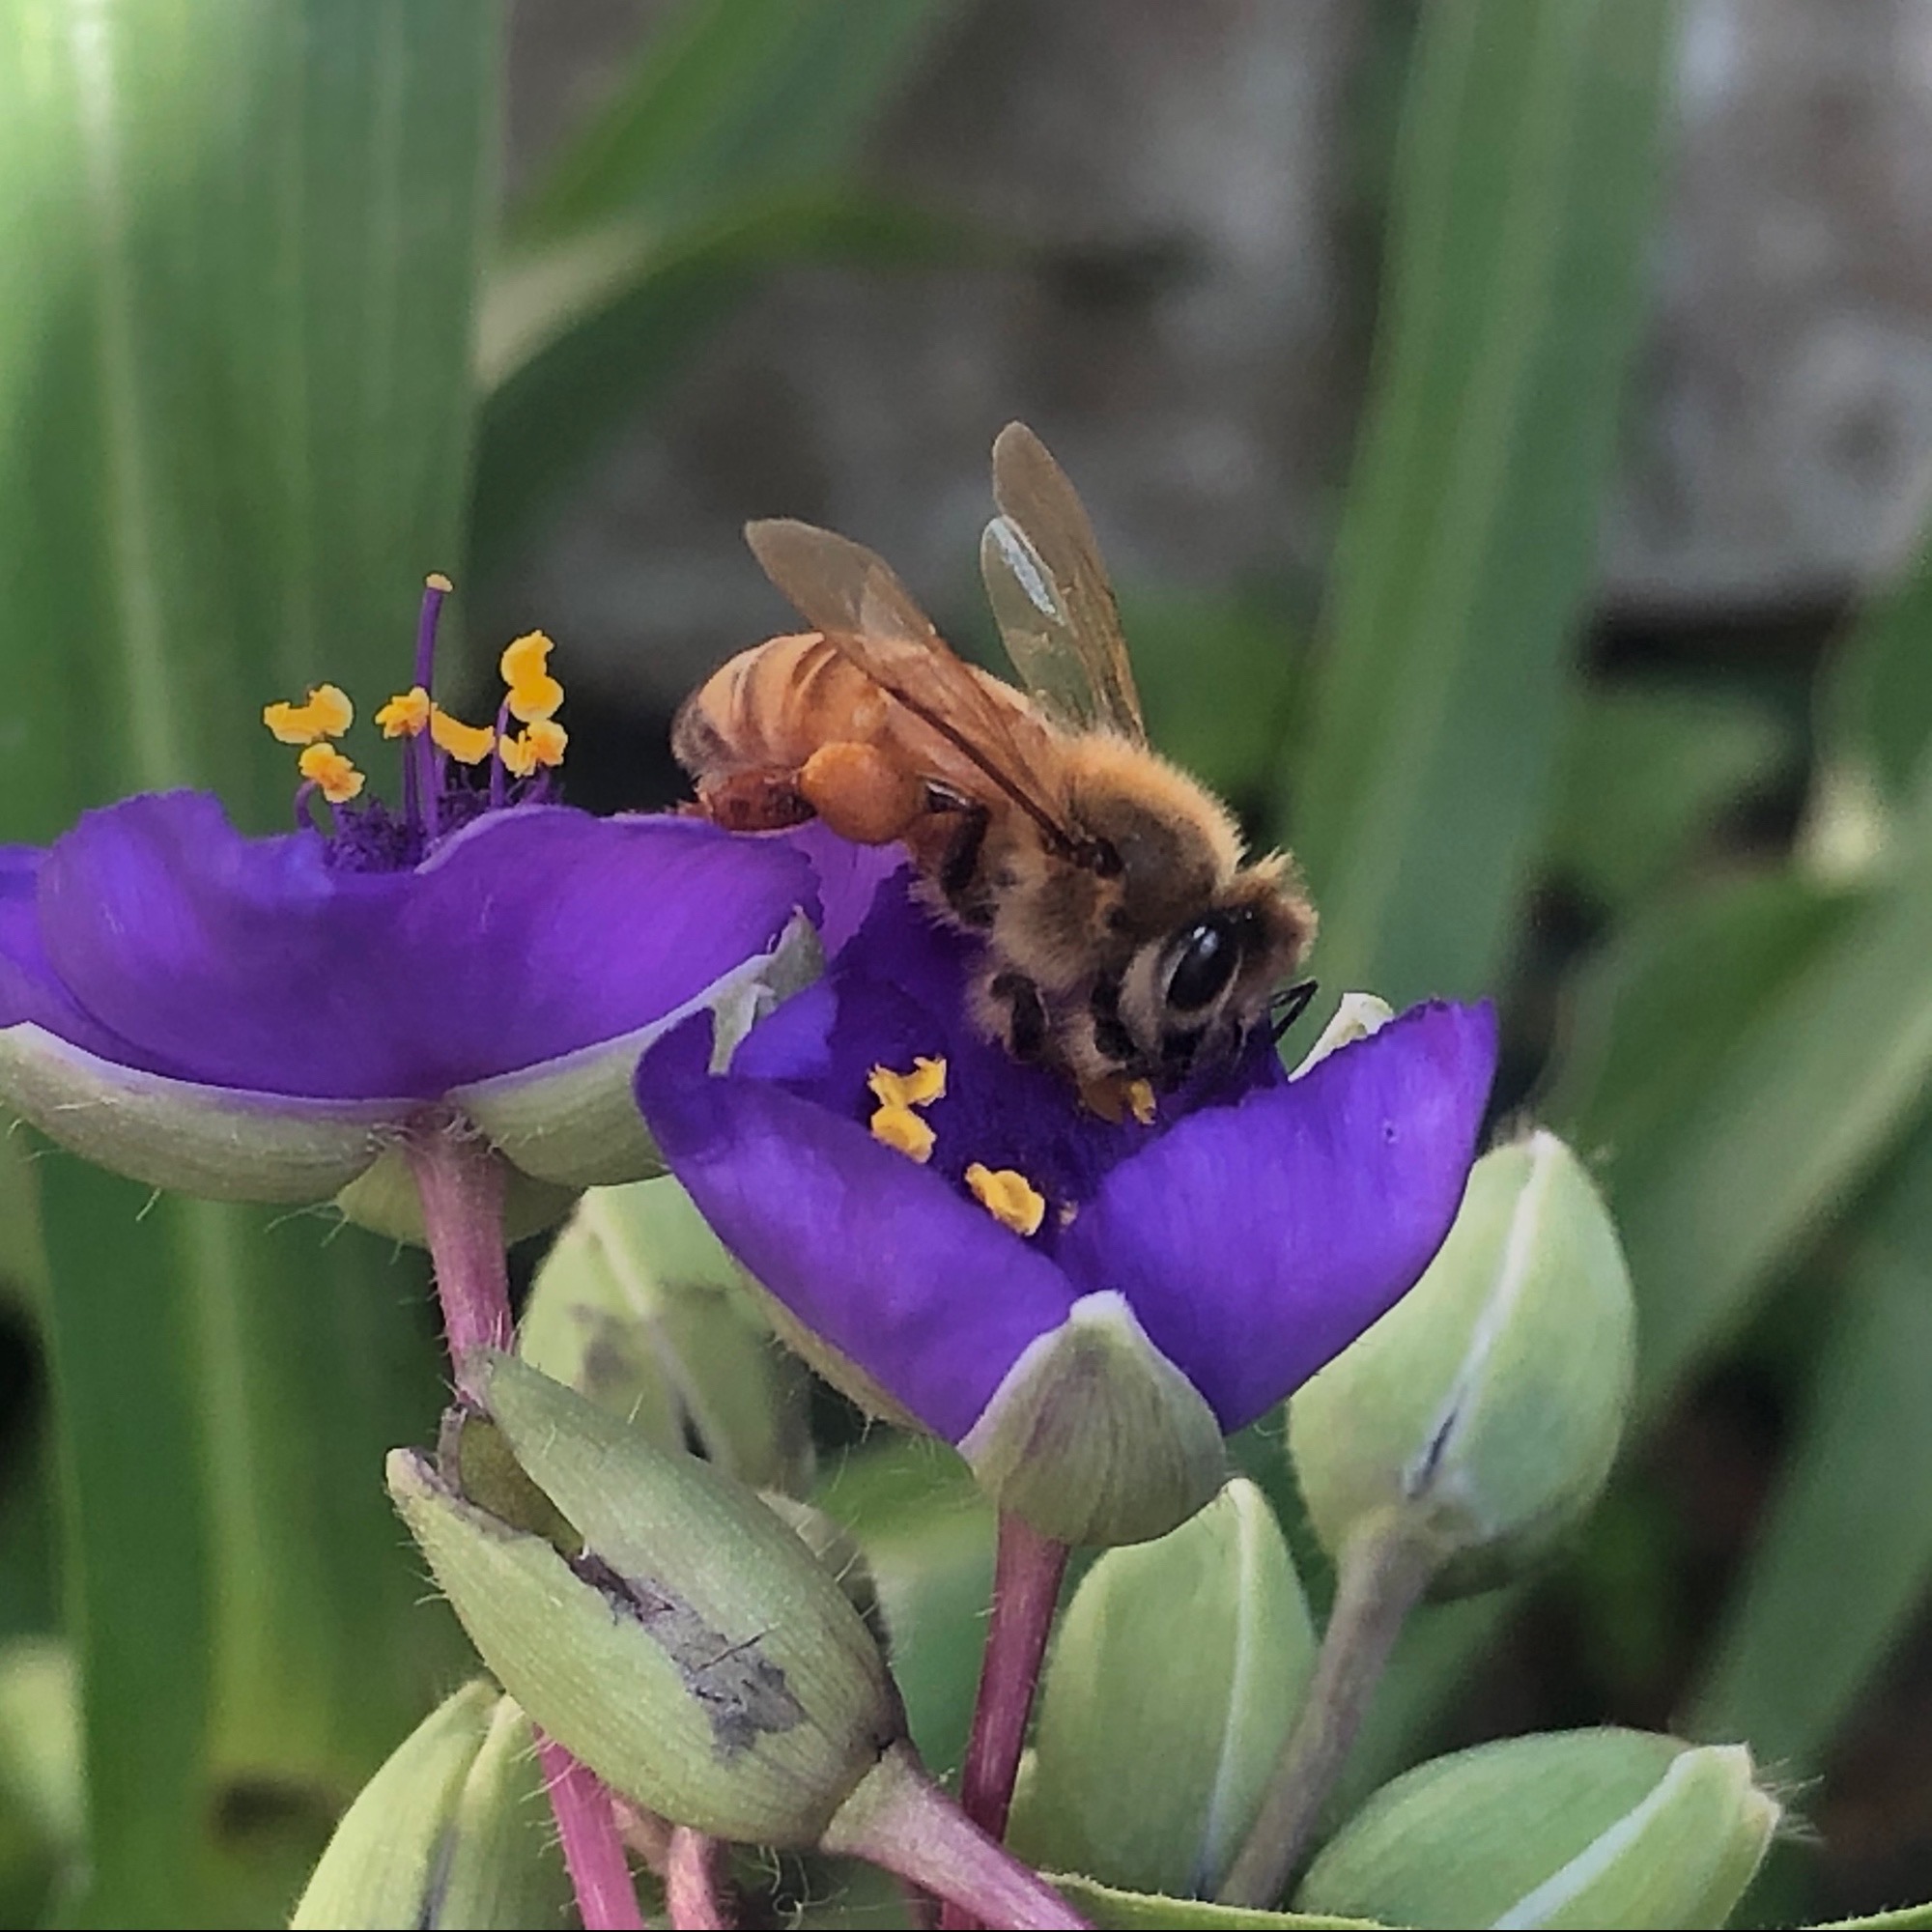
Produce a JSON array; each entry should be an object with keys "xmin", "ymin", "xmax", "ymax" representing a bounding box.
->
[
  {"xmin": 429, "ymin": 706, "xmax": 496, "ymax": 765},
  {"xmin": 375, "ymin": 686, "xmax": 433, "ymax": 738},
  {"xmin": 867, "ymin": 1057, "xmax": 948, "ymax": 1111},
  {"xmin": 965, "ymin": 1163, "xmax": 1046, "ymax": 1238},
  {"xmin": 263, "ymin": 683, "xmax": 354, "ymax": 746},
  {"xmin": 870, "ymin": 1103, "xmax": 936, "ymax": 1164},
  {"xmin": 298, "ymin": 742, "xmax": 365, "ymax": 805},
  {"xmin": 426, "ymin": 571, "xmax": 454, "ymax": 593},
  {"xmin": 500, "ymin": 630, "xmax": 564, "ymax": 723},
  {"xmin": 1126, "ymin": 1079, "xmax": 1157, "ymax": 1126},
  {"xmin": 501, "ymin": 719, "xmax": 568, "ymax": 779}
]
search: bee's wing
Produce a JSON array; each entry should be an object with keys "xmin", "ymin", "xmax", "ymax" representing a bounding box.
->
[
  {"xmin": 744, "ymin": 518, "xmax": 1080, "ymax": 851},
  {"xmin": 980, "ymin": 421, "xmax": 1147, "ymax": 744}
]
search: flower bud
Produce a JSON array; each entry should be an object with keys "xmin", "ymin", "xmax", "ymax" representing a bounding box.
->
[
  {"xmin": 1294, "ymin": 1729, "xmax": 1780, "ymax": 1930},
  {"xmin": 1009, "ymin": 1478, "xmax": 1314, "ymax": 1896},
  {"xmin": 1290, "ymin": 1130, "xmax": 1634, "ymax": 1595},
  {"xmin": 519, "ymin": 1174, "xmax": 812, "ymax": 1493},
  {"xmin": 388, "ymin": 1352, "xmax": 902, "ymax": 1847},
  {"xmin": 958, "ymin": 1291, "xmax": 1228, "ymax": 1547},
  {"xmin": 291, "ymin": 1681, "xmax": 570, "ymax": 1929}
]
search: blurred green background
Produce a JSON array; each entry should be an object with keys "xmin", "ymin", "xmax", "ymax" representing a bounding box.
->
[{"xmin": 4, "ymin": 0, "xmax": 1932, "ymax": 1922}]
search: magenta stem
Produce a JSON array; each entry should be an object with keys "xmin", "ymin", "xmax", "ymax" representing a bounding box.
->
[
  {"xmin": 401, "ymin": 1115, "xmax": 513, "ymax": 1402},
  {"xmin": 666, "ymin": 1827, "xmax": 736, "ymax": 1929},
  {"xmin": 944, "ymin": 1511, "xmax": 1068, "ymax": 1928},
  {"xmin": 537, "ymin": 1737, "xmax": 648, "ymax": 1932},
  {"xmin": 404, "ymin": 1122, "xmax": 646, "ymax": 1932},
  {"xmin": 822, "ymin": 1742, "xmax": 1086, "ymax": 1931}
]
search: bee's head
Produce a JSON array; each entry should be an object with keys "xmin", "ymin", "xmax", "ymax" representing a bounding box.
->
[{"xmin": 1117, "ymin": 861, "xmax": 1315, "ymax": 1083}]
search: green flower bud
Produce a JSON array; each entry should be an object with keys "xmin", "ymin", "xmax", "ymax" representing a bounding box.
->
[
  {"xmin": 1295, "ymin": 1729, "xmax": 1780, "ymax": 1930},
  {"xmin": 1290, "ymin": 1131, "xmax": 1634, "ymax": 1595},
  {"xmin": 960, "ymin": 1291, "xmax": 1229, "ymax": 1547},
  {"xmin": 389, "ymin": 1352, "xmax": 902, "ymax": 1848},
  {"xmin": 519, "ymin": 1174, "xmax": 812, "ymax": 1493},
  {"xmin": 291, "ymin": 1681, "xmax": 570, "ymax": 1930},
  {"xmin": 1009, "ymin": 1478, "xmax": 1315, "ymax": 1897}
]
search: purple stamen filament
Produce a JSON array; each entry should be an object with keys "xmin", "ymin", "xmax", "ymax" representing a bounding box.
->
[{"xmin": 412, "ymin": 578, "xmax": 448, "ymax": 843}]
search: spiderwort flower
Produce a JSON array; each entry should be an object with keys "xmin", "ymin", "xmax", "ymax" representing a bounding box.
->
[
  {"xmin": 637, "ymin": 865, "xmax": 1497, "ymax": 1546},
  {"xmin": 0, "ymin": 577, "xmax": 820, "ymax": 1240}
]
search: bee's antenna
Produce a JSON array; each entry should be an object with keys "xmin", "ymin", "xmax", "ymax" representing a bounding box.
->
[{"xmin": 1269, "ymin": 979, "xmax": 1319, "ymax": 1043}]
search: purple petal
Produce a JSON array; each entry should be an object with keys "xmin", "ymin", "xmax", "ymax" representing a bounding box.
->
[
  {"xmin": 34, "ymin": 793, "xmax": 816, "ymax": 1098},
  {"xmin": 772, "ymin": 823, "xmax": 906, "ymax": 960},
  {"xmin": 0, "ymin": 845, "xmax": 144, "ymax": 1061},
  {"xmin": 1061, "ymin": 1001, "xmax": 1498, "ymax": 1433},
  {"xmin": 638, "ymin": 1016, "xmax": 1079, "ymax": 1441}
]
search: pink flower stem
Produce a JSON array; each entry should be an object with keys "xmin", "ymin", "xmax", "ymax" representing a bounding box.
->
[
  {"xmin": 666, "ymin": 1826, "xmax": 736, "ymax": 1929},
  {"xmin": 537, "ymin": 1737, "xmax": 648, "ymax": 1931},
  {"xmin": 822, "ymin": 1742, "xmax": 1087, "ymax": 1931},
  {"xmin": 402, "ymin": 1112, "xmax": 514, "ymax": 1403},
  {"xmin": 405, "ymin": 1117, "xmax": 646, "ymax": 1932},
  {"xmin": 941, "ymin": 1510, "xmax": 1069, "ymax": 1932}
]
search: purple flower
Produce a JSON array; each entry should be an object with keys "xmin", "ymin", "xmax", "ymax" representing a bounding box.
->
[
  {"xmin": 637, "ymin": 864, "xmax": 1497, "ymax": 1544},
  {"xmin": 0, "ymin": 585, "xmax": 821, "ymax": 1229}
]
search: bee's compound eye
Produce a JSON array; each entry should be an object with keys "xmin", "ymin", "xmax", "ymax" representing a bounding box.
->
[{"xmin": 1165, "ymin": 916, "xmax": 1241, "ymax": 1013}]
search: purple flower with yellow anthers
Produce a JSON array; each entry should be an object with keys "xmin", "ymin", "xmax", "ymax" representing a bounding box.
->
[
  {"xmin": 637, "ymin": 863, "xmax": 1497, "ymax": 1547},
  {"xmin": 0, "ymin": 577, "xmax": 820, "ymax": 1242}
]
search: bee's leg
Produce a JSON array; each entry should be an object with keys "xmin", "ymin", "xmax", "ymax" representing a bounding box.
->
[
  {"xmin": 1269, "ymin": 978, "xmax": 1319, "ymax": 1043},
  {"xmin": 988, "ymin": 969, "xmax": 1047, "ymax": 1064},
  {"xmin": 929, "ymin": 790, "xmax": 995, "ymax": 928},
  {"xmin": 696, "ymin": 767, "xmax": 815, "ymax": 832},
  {"xmin": 1087, "ymin": 971, "xmax": 1138, "ymax": 1070}
]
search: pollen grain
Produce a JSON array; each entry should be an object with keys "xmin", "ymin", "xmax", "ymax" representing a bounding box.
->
[
  {"xmin": 869, "ymin": 1103, "xmax": 936, "ymax": 1164},
  {"xmin": 298, "ymin": 742, "xmax": 365, "ymax": 804},
  {"xmin": 964, "ymin": 1163, "xmax": 1046, "ymax": 1238},
  {"xmin": 263, "ymin": 683, "xmax": 354, "ymax": 746}
]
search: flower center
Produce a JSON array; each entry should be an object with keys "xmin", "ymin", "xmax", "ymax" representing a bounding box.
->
[
  {"xmin": 867, "ymin": 1054, "xmax": 1053, "ymax": 1238},
  {"xmin": 262, "ymin": 575, "xmax": 571, "ymax": 870}
]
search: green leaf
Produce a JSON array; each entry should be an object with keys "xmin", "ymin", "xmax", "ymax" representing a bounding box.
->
[
  {"xmin": 1601, "ymin": 781, "xmax": 1932, "ymax": 1414},
  {"xmin": 1545, "ymin": 684, "xmax": 1789, "ymax": 913},
  {"xmin": 1048, "ymin": 1874, "xmax": 1378, "ymax": 1931},
  {"xmin": 1544, "ymin": 870, "xmax": 1857, "ymax": 1183},
  {"xmin": 0, "ymin": 1, "xmax": 500, "ymax": 1919},
  {"xmin": 1286, "ymin": 0, "xmax": 1673, "ymax": 1008},
  {"xmin": 1687, "ymin": 1117, "xmax": 1932, "ymax": 1769}
]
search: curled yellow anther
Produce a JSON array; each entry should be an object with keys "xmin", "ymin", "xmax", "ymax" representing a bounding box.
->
[
  {"xmin": 1126, "ymin": 1079, "xmax": 1157, "ymax": 1126},
  {"xmin": 500, "ymin": 719, "xmax": 568, "ymax": 779},
  {"xmin": 500, "ymin": 630, "xmax": 563, "ymax": 724},
  {"xmin": 375, "ymin": 686, "xmax": 432, "ymax": 738},
  {"xmin": 870, "ymin": 1104, "xmax": 936, "ymax": 1164},
  {"xmin": 425, "ymin": 571, "xmax": 454, "ymax": 594},
  {"xmin": 867, "ymin": 1058, "xmax": 948, "ymax": 1111},
  {"xmin": 298, "ymin": 743, "xmax": 364, "ymax": 804},
  {"xmin": 429, "ymin": 706, "xmax": 496, "ymax": 765},
  {"xmin": 965, "ymin": 1163, "xmax": 1046, "ymax": 1238},
  {"xmin": 263, "ymin": 683, "xmax": 353, "ymax": 746}
]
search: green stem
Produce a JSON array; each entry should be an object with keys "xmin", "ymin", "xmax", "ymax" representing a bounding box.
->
[
  {"xmin": 1218, "ymin": 1510, "xmax": 1441, "ymax": 1907},
  {"xmin": 822, "ymin": 1742, "xmax": 1087, "ymax": 1930}
]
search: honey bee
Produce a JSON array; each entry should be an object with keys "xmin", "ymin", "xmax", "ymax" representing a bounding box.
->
[{"xmin": 673, "ymin": 423, "xmax": 1316, "ymax": 1107}]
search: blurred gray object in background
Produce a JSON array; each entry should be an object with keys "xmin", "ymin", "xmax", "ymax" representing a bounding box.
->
[{"xmin": 498, "ymin": 0, "xmax": 1932, "ymax": 705}]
